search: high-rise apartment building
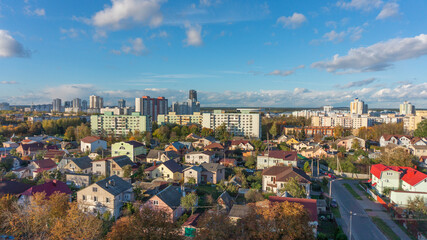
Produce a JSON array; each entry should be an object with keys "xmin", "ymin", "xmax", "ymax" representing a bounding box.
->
[
  {"xmin": 91, "ymin": 112, "xmax": 151, "ymax": 135},
  {"xmin": 350, "ymin": 98, "xmax": 368, "ymax": 115},
  {"xmin": 90, "ymin": 95, "xmax": 103, "ymax": 109},
  {"xmin": 189, "ymin": 89, "xmax": 197, "ymax": 101},
  {"xmin": 172, "ymin": 90, "xmax": 200, "ymax": 115},
  {"xmin": 202, "ymin": 109, "xmax": 261, "ymax": 138},
  {"xmin": 82, "ymin": 100, "xmax": 88, "ymax": 111},
  {"xmin": 400, "ymin": 101, "xmax": 415, "ymax": 115},
  {"xmin": 135, "ymin": 96, "xmax": 168, "ymax": 121},
  {"xmin": 72, "ymin": 98, "xmax": 82, "ymax": 112},
  {"xmin": 323, "ymin": 105, "xmax": 333, "ymax": 112},
  {"xmin": 0, "ymin": 102, "xmax": 10, "ymax": 111},
  {"xmin": 52, "ymin": 98, "xmax": 62, "ymax": 112},
  {"xmin": 64, "ymin": 101, "xmax": 71, "ymax": 108},
  {"xmin": 118, "ymin": 99, "xmax": 126, "ymax": 108}
]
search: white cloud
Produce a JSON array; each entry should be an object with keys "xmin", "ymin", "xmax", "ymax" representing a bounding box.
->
[
  {"xmin": 337, "ymin": 0, "xmax": 383, "ymax": 11},
  {"xmin": 0, "ymin": 81, "xmax": 18, "ymax": 84},
  {"xmin": 34, "ymin": 8, "xmax": 45, "ymax": 16},
  {"xmin": 0, "ymin": 30, "xmax": 31, "ymax": 58},
  {"xmin": 312, "ymin": 34, "xmax": 427, "ymax": 73},
  {"xmin": 184, "ymin": 24, "xmax": 203, "ymax": 46},
  {"xmin": 376, "ymin": 2, "xmax": 399, "ymax": 20},
  {"xmin": 120, "ymin": 38, "xmax": 146, "ymax": 56},
  {"xmin": 313, "ymin": 26, "xmax": 364, "ymax": 44},
  {"xmin": 91, "ymin": 0, "xmax": 165, "ymax": 30},
  {"xmin": 24, "ymin": 6, "xmax": 46, "ymax": 16},
  {"xmin": 149, "ymin": 30, "xmax": 168, "ymax": 39},
  {"xmin": 60, "ymin": 28, "xmax": 86, "ymax": 39},
  {"xmin": 276, "ymin": 13, "xmax": 307, "ymax": 29},
  {"xmin": 335, "ymin": 77, "xmax": 376, "ymax": 89},
  {"xmin": 93, "ymin": 29, "xmax": 108, "ymax": 41},
  {"xmin": 267, "ymin": 65, "xmax": 305, "ymax": 77}
]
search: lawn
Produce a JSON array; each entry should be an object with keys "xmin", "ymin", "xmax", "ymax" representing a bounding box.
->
[
  {"xmin": 196, "ymin": 185, "xmax": 221, "ymax": 199},
  {"xmin": 371, "ymin": 217, "xmax": 400, "ymax": 240},
  {"xmin": 331, "ymin": 205, "xmax": 341, "ymax": 218},
  {"xmin": 343, "ymin": 183, "xmax": 362, "ymax": 200}
]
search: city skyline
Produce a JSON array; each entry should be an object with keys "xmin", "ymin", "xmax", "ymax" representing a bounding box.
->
[{"xmin": 0, "ymin": 0, "xmax": 427, "ymax": 107}]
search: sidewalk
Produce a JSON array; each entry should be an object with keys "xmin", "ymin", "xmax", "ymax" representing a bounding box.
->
[{"xmin": 350, "ymin": 181, "xmax": 411, "ymax": 240}]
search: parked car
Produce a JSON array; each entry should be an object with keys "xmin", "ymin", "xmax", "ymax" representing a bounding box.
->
[
  {"xmin": 328, "ymin": 174, "xmax": 336, "ymax": 179},
  {"xmin": 331, "ymin": 199, "xmax": 338, "ymax": 208}
]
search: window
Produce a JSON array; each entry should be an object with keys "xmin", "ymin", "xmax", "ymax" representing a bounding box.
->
[
  {"xmin": 153, "ymin": 200, "xmax": 159, "ymax": 205},
  {"xmin": 94, "ymin": 196, "xmax": 97, "ymax": 202},
  {"xmin": 96, "ymin": 164, "xmax": 101, "ymax": 167},
  {"xmin": 82, "ymin": 195, "xmax": 86, "ymax": 200},
  {"xmin": 93, "ymin": 187, "xmax": 97, "ymax": 192}
]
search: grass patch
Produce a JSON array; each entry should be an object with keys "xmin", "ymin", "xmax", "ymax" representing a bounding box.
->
[
  {"xmin": 331, "ymin": 206, "xmax": 341, "ymax": 218},
  {"xmin": 196, "ymin": 185, "xmax": 220, "ymax": 199},
  {"xmin": 371, "ymin": 217, "xmax": 400, "ymax": 240},
  {"xmin": 343, "ymin": 183, "xmax": 362, "ymax": 200},
  {"xmin": 318, "ymin": 220, "xmax": 337, "ymax": 239}
]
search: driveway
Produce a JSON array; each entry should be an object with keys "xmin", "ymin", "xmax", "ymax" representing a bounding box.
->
[{"xmin": 331, "ymin": 179, "xmax": 387, "ymax": 240}]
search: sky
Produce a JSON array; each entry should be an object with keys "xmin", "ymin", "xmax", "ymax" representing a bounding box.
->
[{"xmin": 0, "ymin": 0, "xmax": 427, "ymax": 108}]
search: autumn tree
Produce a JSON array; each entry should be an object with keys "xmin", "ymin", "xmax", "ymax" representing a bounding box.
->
[
  {"xmin": 107, "ymin": 205, "xmax": 182, "ymax": 240},
  {"xmin": 280, "ymin": 177, "xmax": 307, "ymax": 198},
  {"xmin": 407, "ymin": 196, "xmax": 427, "ymax": 216},
  {"xmin": 304, "ymin": 161, "xmax": 311, "ymax": 173},
  {"xmin": 334, "ymin": 125, "xmax": 344, "ymax": 139},
  {"xmin": 195, "ymin": 211, "xmax": 241, "ymax": 240},
  {"xmin": 244, "ymin": 189, "xmax": 264, "ymax": 203},
  {"xmin": 380, "ymin": 148, "xmax": 415, "ymax": 167},
  {"xmin": 181, "ymin": 192, "xmax": 198, "ymax": 215},
  {"xmin": 64, "ymin": 126, "xmax": 76, "ymax": 141},
  {"xmin": 201, "ymin": 127, "xmax": 214, "ymax": 137},
  {"xmin": 414, "ymin": 119, "xmax": 427, "ymax": 137},
  {"xmin": 269, "ymin": 122, "xmax": 278, "ymax": 138},
  {"xmin": 123, "ymin": 165, "xmax": 132, "ymax": 178},
  {"xmin": 75, "ymin": 123, "xmax": 91, "ymax": 141}
]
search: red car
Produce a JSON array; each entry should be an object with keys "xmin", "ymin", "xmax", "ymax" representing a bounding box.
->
[{"xmin": 328, "ymin": 174, "xmax": 336, "ymax": 179}]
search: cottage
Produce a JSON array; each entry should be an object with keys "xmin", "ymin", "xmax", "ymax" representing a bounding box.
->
[
  {"xmin": 66, "ymin": 173, "xmax": 91, "ymax": 188},
  {"xmin": 262, "ymin": 166, "xmax": 311, "ymax": 196},
  {"xmin": 146, "ymin": 150, "xmax": 180, "ymax": 163},
  {"xmin": 16, "ymin": 142, "xmax": 44, "ymax": 156},
  {"xmin": 185, "ymin": 151, "xmax": 216, "ymax": 165},
  {"xmin": 228, "ymin": 205, "xmax": 250, "ymax": 222},
  {"xmin": 336, "ymin": 136, "xmax": 366, "ymax": 151},
  {"xmin": 257, "ymin": 150, "xmax": 299, "ymax": 169},
  {"xmin": 80, "ymin": 136, "xmax": 107, "ymax": 153},
  {"xmin": 145, "ymin": 185, "xmax": 185, "ymax": 222},
  {"xmin": 409, "ymin": 145, "xmax": 427, "ymax": 158},
  {"xmin": 183, "ymin": 163, "xmax": 225, "ymax": 184},
  {"xmin": 77, "ymin": 175, "xmax": 134, "ymax": 219},
  {"xmin": 229, "ymin": 140, "xmax": 254, "ymax": 151},
  {"xmin": 92, "ymin": 155, "xmax": 134, "ymax": 178},
  {"xmin": 111, "ymin": 140, "xmax": 147, "ymax": 162},
  {"xmin": 203, "ymin": 142, "xmax": 224, "ymax": 151},
  {"xmin": 19, "ymin": 180, "xmax": 72, "ymax": 204},
  {"xmin": 63, "ymin": 156, "xmax": 92, "ymax": 174},
  {"xmin": 28, "ymin": 159, "xmax": 57, "ymax": 177},
  {"xmin": 192, "ymin": 136, "xmax": 216, "ymax": 149},
  {"xmin": 145, "ymin": 160, "xmax": 183, "ymax": 181}
]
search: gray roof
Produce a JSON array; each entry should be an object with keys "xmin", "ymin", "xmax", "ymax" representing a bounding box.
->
[
  {"xmin": 200, "ymin": 163, "xmax": 225, "ymax": 172},
  {"xmin": 126, "ymin": 140, "xmax": 145, "ymax": 148},
  {"xmin": 110, "ymin": 155, "xmax": 133, "ymax": 168},
  {"xmin": 95, "ymin": 175, "xmax": 132, "ymax": 196},
  {"xmin": 162, "ymin": 159, "xmax": 183, "ymax": 173},
  {"xmin": 155, "ymin": 185, "xmax": 182, "ymax": 208},
  {"xmin": 183, "ymin": 165, "xmax": 203, "ymax": 172},
  {"xmin": 217, "ymin": 191, "xmax": 234, "ymax": 210},
  {"xmin": 228, "ymin": 205, "xmax": 250, "ymax": 218},
  {"xmin": 147, "ymin": 150, "xmax": 165, "ymax": 159},
  {"xmin": 71, "ymin": 156, "xmax": 92, "ymax": 170}
]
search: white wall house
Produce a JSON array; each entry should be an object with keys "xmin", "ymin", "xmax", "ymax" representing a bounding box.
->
[
  {"xmin": 80, "ymin": 136, "xmax": 107, "ymax": 153},
  {"xmin": 185, "ymin": 151, "xmax": 216, "ymax": 165}
]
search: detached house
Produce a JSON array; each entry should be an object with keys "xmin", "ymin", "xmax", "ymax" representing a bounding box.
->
[
  {"xmin": 28, "ymin": 159, "xmax": 57, "ymax": 177},
  {"xmin": 183, "ymin": 163, "xmax": 225, "ymax": 184},
  {"xmin": 63, "ymin": 156, "xmax": 92, "ymax": 174},
  {"xmin": 257, "ymin": 150, "xmax": 299, "ymax": 170},
  {"xmin": 16, "ymin": 142, "xmax": 44, "ymax": 156},
  {"xmin": 192, "ymin": 136, "xmax": 216, "ymax": 149},
  {"xmin": 336, "ymin": 136, "xmax": 366, "ymax": 150},
  {"xmin": 92, "ymin": 156, "xmax": 134, "ymax": 178},
  {"xmin": 146, "ymin": 150, "xmax": 180, "ymax": 163},
  {"xmin": 19, "ymin": 180, "xmax": 72, "ymax": 204},
  {"xmin": 370, "ymin": 164, "xmax": 427, "ymax": 195},
  {"xmin": 409, "ymin": 145, "xmax": 427, "ymax": 158},
  {"xmin": 145, "ymin": 185, "xmax": 185, "ymax": 222},
  {"xmin": 111, "ymin": 140, "xmax": 147, "ymax": 162},
  {"xmin": 262, "ymin": 166, "xmax": 311, "ymax": 196},
  {"xmin": 379, "ymin": 135, "xmax": 412, "ymax": 148},
  {"xmin": 165, "ymin": 142, "xmax": 191, "ymax": 155},
  {"xmin": 229, "ymin": 140, "xmax": 254, "ymax": 151},
  {"xmin": 77, "ymin": 175, "xmax": 134, "ymax": 219},
  {"xmin": 300, "ymin": 147, "xmax": 328, "ymax": 159},
  {"xmin": 185, "ymin": 151, "xmax": 216, "ymax": 165},
  {"xmin": 80, "ymin": 136, "xmax": 107, "ymax": 153},
  {"xmin": 145, "ymin": 159, "xmax": 183, "ymax": 181}
]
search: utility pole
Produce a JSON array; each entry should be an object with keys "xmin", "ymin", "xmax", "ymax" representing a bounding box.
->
[
  {"xmin": 317, "ymin": 159, "xmax": 320, "ymax": 176},
  {"xmin": 349, "ymin": 211, "xmax": 353, "ymax": 240},
  {"xmin": 329, "ymin": 179, "xmax": 334, "ymax": 207}
]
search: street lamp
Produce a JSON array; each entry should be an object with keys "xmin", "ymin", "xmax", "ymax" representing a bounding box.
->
[
  {"xmin": 349, "ymin": 211, "xmax": 356, "ymax": 240},
  {"xmin": 329, "ymin": 179, "xmax": 335, "ymax": 207}
]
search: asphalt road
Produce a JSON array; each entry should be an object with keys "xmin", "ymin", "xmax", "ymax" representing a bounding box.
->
[{"xmin": 331, "ymin": 179, "xmax": 388, "ymax": 240}]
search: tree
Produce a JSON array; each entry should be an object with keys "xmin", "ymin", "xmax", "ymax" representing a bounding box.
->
[
  {"xmin": 334, "ymin": 125, "xmax": 344, "ymax": 139},
  {"xmin": 407, "ymin": 196, "xmax": 427, "ymax": 216},
  {"xmin": 414, "ymin": 119, "xmax": 427, "ymax": 137},
  {"xmin": 75, "ymin": 123, "xmax": 91, "ymax": 142},
  {"xmin": 195, "ymin": 211, "xmax": 240, "ymax": 240},
  {"xmin": 303, "ymin": 161, "xmax": 311, "ymax": 173},
  {"xmin": 244, "ymin": 156, "xmax": 256, "ymax": 169},
  {"xmin": 280, "ymin": 177, "xmax": 306, "ymax": 198},
  {"xmin": 181, "ymin": 193, "xmax": 198, "ymax": 215},
  {"xmin": 123, "ymin": 165, "xmax": 132, "ymax": 178},
  {"xmin": 244, "ymin": 189, "xmax": 264, "ymax": 203},
  {"xmin": 269, "ymin": 123, "xmax": 278, "ymax": 138},
  {"xmin": 380, "ymin": 148, "xmax": 414, "ymax": 167},
  {"xmin": 64, "ymin": 126, "xmax": 76, "ymax": 141},
  {"xmin": 107, "ymin": 205, "xmax": 182, "ymax": 240},
  {"xmin": 351, "ymin": 139, "xmax": 361, "ymax": 150}
]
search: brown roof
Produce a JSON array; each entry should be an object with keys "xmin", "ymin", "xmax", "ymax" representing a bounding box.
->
[
  {"xmin": 262, "ymin": 166, "xmax": 311, "ymax": 184},
  {"xmin": 230, "ymin": 140, "xmax": 250, "ymax": 146},
  {"xmin": 263, "ymin": 150, "xmax": 297, "ymax": 161},
  {"xmin": 269, "ymin": 196, "xmax": 318, "ymax": 222},
  {"xmin": 204, "ymin": 142, "xmax": 224, "ymax": 150},
  {"xmin": 80, "ymin": 136, "xmax": 101, "ymax": 143}
]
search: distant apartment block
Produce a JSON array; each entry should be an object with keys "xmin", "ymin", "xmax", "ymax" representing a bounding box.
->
[
  {"xmin": 157, "ymin": 112, "xmax": 203, "ymax": 126},
  {"xmin": 283, "ymin": 126, "xmax": 335, "ymax": 137},
  {"xmin": 202, "ymin": 109, "xmax": 261, "ymax": 138},
  {"xmin": 135, "ymin": 96, "xmax": 168, "ymax": 121},
  {"xmin": 100, "ymin": 107, "xmax": 132, "ymax": 115},
  {"xmin": 52, "ymin": 98, "xmax": 62, "ymax": 112},
  {"xmin": 403, "ymin": 110, "xmax": 427, "ymax": 132},
  {"xmin": 118, "ymin": 99, "xmax": 126, "ymax": 108},
  {"xmin": 172, "ymin": 90, "xmax": 200, "ymax": 115},
  {"xmin": 311, "ymin": 116, "xmax": 375, "ymax": 129},
  {"xmin": 350, "ymin": 98, "xmax": 368, "ymax": 115},
  {"xmin": 400, "ymin": 101, "xmax": 415, "ymax": 115},
  {"xmin": 91, "ymin": 112, "xmax": 151, "ymax": 135},
  {"xmin": 89, "ymin": 95, "xmax": 103, "ymax": 109},
  {"xmin": 0, "ymin": 102, "xmax": 10, "ymax": 111}
]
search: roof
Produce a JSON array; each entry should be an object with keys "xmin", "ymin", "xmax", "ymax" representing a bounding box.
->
[
  {"xmin": 32, "ymin": 159, "xmax": 57, "ymax": 169},
  {"xmin": 228, "ymin": 205, "xmax": 250, "ymax": 218},
  {"xmin": 186, "ymin": 133, "xmax": 201, "ymax": 139},
  {"xmin": 22, "ymin": 180, "xmax": 72, "ymax": 197},
  {"xmin": 94, "ymin": 175, "xmax": 132, "ymax": 196},
  {"xmin": 182, "ymin": 213, "xmax": 202, "ymax": 227},
  {"xmin": 263, "ymin": 150, "xmax": 298, "ymax": 161},
  {"xmin": 154, "ymin": 185, "xmax": 182, "ymax": 208},
  {"xmin": 147, "ymin": 150, "xmax": 165, "ymax": 159},
  {"xmin": 19, "ymin": 142, "xmax": 44, "ymax": 151},
  {"xmin": 161, "ymin": 159, "xmax": 183, "ymax": 173},
  {"xmin": 230, "ymin": 140, "xmax": 250, "ymax": 146},
  {"xmin": 169, "ymin": 142, "xmax": 186, "ymax": 150},
  {"xmin": 186, "ymin": 151, "xmax": 215, "ymax": 156},
  {"xmin": 144, "ymin": 164, "xmax": 159, "ymax": 172},
  {"xmin": 204, "ymin": 142, "xmax": 224, "ymax": 150},
  {"xmin": 262, "ymin": 166, "xmax": 311, "ymax": 184},
  {"xmin": 70, "ymin": 156, "xmax": 92, "ymax": 170},
  {"xmin": 203, "ymin": 136, "xmax": 216, "ymax": 143},
  {"xmin": 183, "ymin": 165, "xmax": 203, "ymax": 172},
  {"xmin": 200, "ymin": 163, "xmax": 225, "ymax": 172},
  {"xmin": 96, "ymin": 155, "xmax": 133, "ymax": 168},
  {"xmin": 217, "ymin": 191, "xmax": 234, "ymax": 210},
  {"xmin": 381, "ymin": 134, "xmax": 412, "ymax": 141},
  {"xmin": 44, "ymin": 149, "xmax": 66, "ymax": 159},
  {"xmin": 411, "ymin": 145, "xmax": 427, "ymax": 150},
  {"xmin": 80, "ymin": 136, "xmax": 101, "ymax": 144},
  {"xmin": 126, "ymin": 140, "xmax": 145, "ymax": 148},
  {"xmin": 269, "ymin": 196, "xmax": 318, "ymax": 222},
  {"xmin": 371, "ymin": 163, "xmax": 427, "ymax": 186},
  {"xmin": 0, "ymin": 180, "xmax": 32, "ymax": 195}
]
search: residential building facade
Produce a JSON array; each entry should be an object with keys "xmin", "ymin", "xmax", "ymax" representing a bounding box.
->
[{"xmin": 91, "ymin": 112, "xmax": 152, "ymax": 135}]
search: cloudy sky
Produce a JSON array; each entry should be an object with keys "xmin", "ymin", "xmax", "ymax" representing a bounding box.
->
[{"xmin": 0, "ymin": 0, "xmax": 426, "ymax": 108}]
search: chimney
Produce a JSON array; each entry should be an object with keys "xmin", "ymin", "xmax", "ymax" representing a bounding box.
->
[
  {"xmin": 52, "ymin": 180, "xmax": 57, "ymax": 186},
  {"xmin": 153, "ymin": 161, "xmax": 157, "ymax": 166}
]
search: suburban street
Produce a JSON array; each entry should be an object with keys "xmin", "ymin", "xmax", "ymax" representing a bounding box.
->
[{"xmin": 331, "ymin": 179, "xmax": 388, "ymax": 240}]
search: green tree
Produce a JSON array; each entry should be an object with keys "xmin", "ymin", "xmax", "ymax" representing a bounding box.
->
[
  {"xmin": 280, "ymin": 177, "xmax": 306, "ymax": 198},
  {"xmin": 303, "ymin": 161, "xmax": 311, "ymax": 173},
  {"xmin": 245, "ymin": 156, "xmax": 257, "ymax": 169},
  {"xmin": 75, "ymin": 123, "xmax": 91, "ymax": 142},
  {"xmin": 414, "ymin": 119, "xmax": 427, "ymax": 137},
  {"xmin": 181, "ymin": 192, "xmax": 198, "ymax": 215},
  {"xmin": 269, "ymin": 123, "xmax": 278, "ymax": 138},
  {"xmin": 244, "ymin": 189, "xmax": 264, "ymax": 203},
  {"xmin": 122, "ymin": 165, "xmax": 132, "ymax": 178}
]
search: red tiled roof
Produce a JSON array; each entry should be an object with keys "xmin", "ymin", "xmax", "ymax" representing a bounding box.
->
[
  {"xmin": 263, "ymin": 150, "xmax": 298, "ymax": 161},
  {"xmin": 22, "ymin": 180, "xmax": 72, "ymax": 197},
  {"xmin": 80, "ymin": 136, "xmax": 101, "ymax": 143},
  {"xmin": 204, "ymin": 142, "xmax": 224, "ymax": 150},
  {"xmin": 371, "ymin": 163, "xmax": 427, "ymax": 186},
  {"xmin": 144, "ymin": 165, "xmax": 159, "ymax": 172},
  {"xmin": 33, "ymin": 159, "xmax": 57, "ymax": 169},
  {"xmin": 269, "ymin": 196, "xmax": 318, "ymax": 222},
  {"xmin": 231, "ymin": 140, "xmax": 250, "ymax": 146}
]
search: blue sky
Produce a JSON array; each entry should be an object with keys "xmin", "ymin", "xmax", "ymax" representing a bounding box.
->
[{"xmin": 0, "ymin": 0, "xmax": 427, "ymax": 108}]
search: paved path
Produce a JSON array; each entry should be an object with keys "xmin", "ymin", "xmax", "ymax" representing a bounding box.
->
[
  {"xmin": 349, "ymin": 181, "xmax": 411, "ymax": 240},
  {"xmin": 332, "ymin": 179, "xmax": 387, "ymax": 240}
]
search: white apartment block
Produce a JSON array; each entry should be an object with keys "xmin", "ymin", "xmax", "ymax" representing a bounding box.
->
[
  {"xmin": 350, "ymin": 98, "xmax": 368, "ymax": 115},
  {"xmin": 202, "ymin": 110, "xmax": 261, "ymax": 138},
  {"xmin": 400, "ymin": 101, "xmax": 415, "ymax": 115}
]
